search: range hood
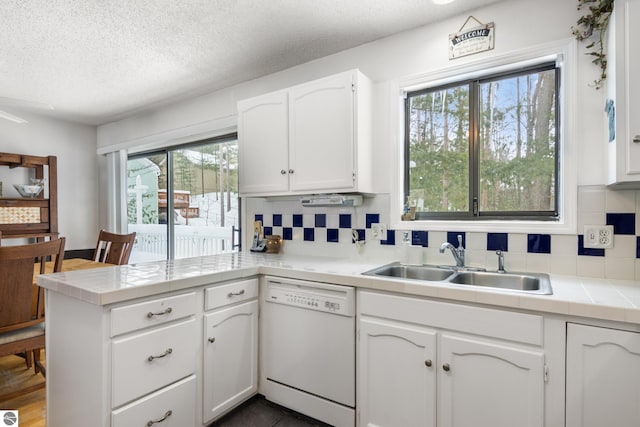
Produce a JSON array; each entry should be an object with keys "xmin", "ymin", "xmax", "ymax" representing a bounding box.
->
[{"xmin": 300, "ymin": 194, "xmax": 363, "ymax": 207}]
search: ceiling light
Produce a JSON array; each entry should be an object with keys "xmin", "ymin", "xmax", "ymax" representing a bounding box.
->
[
  {"xmin": 432, "ymin": 0, "xmax": 456, "ymax": 4},
  {"xmin": 0, "ymin": 110, "xmax": 28, "ymax": 124}
]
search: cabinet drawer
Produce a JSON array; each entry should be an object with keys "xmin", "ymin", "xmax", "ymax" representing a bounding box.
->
[
  {"xmin": 111, "ymin": 292, "xmax": 196, "ymax": 337},
  {"xmin": 112, "ymin": 318, "xmax": 197, "ymax": 407},
  {"xmin": 205, "ymin": 278, "xmax": 258, "ymax": 311},
  {"xmin": 112, "ymin": 375, "xmax": 196, "ymax": 427}
]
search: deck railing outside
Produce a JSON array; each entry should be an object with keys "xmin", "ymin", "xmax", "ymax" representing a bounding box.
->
[{"xmin": 127, "ymin": 224, "xmax": 235, "ymax": 262}]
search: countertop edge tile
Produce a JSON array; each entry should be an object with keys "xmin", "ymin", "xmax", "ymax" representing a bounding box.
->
[{"xmin": 37, "ymin": 253, "xmax": 640, "ymax": 325}]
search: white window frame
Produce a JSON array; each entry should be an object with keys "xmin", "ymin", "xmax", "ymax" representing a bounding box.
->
[{"xmin": 389, "ymin": 39, "xmax": 578, "ymax": 234}]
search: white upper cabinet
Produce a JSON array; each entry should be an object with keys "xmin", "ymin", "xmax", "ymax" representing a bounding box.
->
[
  {"xmin": 606, "ymin": 0, "xmax": 640, "ymax": 187},
  {"xmin": 238, "ymin": 69, "xmax": 373, "ymax": 196},
  {"xmin": 237, "ymin": 91, "xmax": 289, "ymax": 195}
]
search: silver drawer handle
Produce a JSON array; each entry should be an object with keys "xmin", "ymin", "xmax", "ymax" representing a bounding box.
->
[
  {"xmin": 208, "ymin": 337, "xmax": 216, "ymax": 343},
  {"xmin": 146, "ymin": 410, "xmax": 172, "ymax": 426},
  {"xmin": 633, "ymin": 135, "xmax": 640, "ymax": 143},
  {"xmin": 147, "ymin": 348, "xmax": 173, "ymax": 362},
  {"xmin": 227, "ymin": 289, "xmax": 245, "ymax": 297},
  {"xmin": 147, "ymin": 307, "xmax": 172, "ymax": 318}
]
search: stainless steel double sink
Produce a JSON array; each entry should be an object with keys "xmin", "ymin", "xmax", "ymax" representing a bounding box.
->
[{"xmin": 362, "ymin": 262, "xmax": 552, "ymax": 295}]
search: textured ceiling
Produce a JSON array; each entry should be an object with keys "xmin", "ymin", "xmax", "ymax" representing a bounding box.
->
[{"xmin": 1, "ymin": 0, "xmax": 502, "ymax": 125}]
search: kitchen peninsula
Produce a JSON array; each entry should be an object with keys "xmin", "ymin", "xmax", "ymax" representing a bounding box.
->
[{"xmin": 38, "ymin": 252, "xmax": 640, "ymax": 427}]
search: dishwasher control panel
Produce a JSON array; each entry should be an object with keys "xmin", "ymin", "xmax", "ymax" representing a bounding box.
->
[{"xmin": 265, "ymin": 278, "xmax": 355, "ymax": 316}]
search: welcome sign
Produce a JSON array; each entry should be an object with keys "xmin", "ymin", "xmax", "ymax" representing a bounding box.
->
[{"xmin": 449, "ymin": 21, "xmax": 495, "ymax": 60}]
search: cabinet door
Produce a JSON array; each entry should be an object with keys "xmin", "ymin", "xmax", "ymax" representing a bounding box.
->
[
  {"xmin": 358, "ymin": 318, "xmax": 436, "ymax": 427},
  {"xmin": 289, "ymin": 71, "xmax": 355, "ymax": 192},
  {"xmin": 566, "ymin": 323, "xmax": 640, "ymax": 427},
  {"xmin": 624, "ymin": 0, "xmax": 640, "ymax": 174},
  {"xmin": 438, "ymin": 333, "xmax": 544, "ymax": 427},
  {"xmin": 203, "ymin": 300, "xmax": 258, "ymax": 423},
  {"xmin": 238, "ymin": 91, "xmax": 289, "ymax": 195}
]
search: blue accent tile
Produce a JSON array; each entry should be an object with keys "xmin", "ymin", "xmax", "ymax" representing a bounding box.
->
[
  {"xmin": 353, "ymin": 229, "xmax": 365, "ymax": 243},
  {"xmin": 365, "ymin": 214, "xmax": 380, "ymax": 228},
  {"xmin": 254, "ymin": 214, "xmax": 263, "ymax": 223},
  {"xmin": 412, "ymin": 231, "xmax": 428, "ymax": 247},
  {"xmin": 446, "ymin": 232, "xmax": 466, "ymax": 248},
  {"xmin": 315, "ymin": 214, "xmax": 326, "ymax": 228},
  {"xmin": 327, "ymin": 228, "xmax": 339, "ymax": 243},
  {"xmin": 578, "ymin": 235, "xmax": 606, "ymax": 257},
  {"xmin": 637, "ymin": 237, "xmax": 640, "ymax": 258},
  {"xmin": 293, "ymin": 214, "xmax": 303, "ymax": 227},
  {"xmin": 339, "ymin": 214, "xmax": 352, "ymax": 229},
  {"xmin": 487, "ymin": 233, "xmax": 509, "ymax": 251},
  {"xmin": 273, "ymin": 214, "xmax": 282, "ymax": 227},
  {"xmin": 303, "ymin": 228, "xmax": 315, "ymax": 241},
  {"xmin": 283, "ymin": 227, "xmax": 293, "ymax": 240},
  {"xmin": 263, "ymin": 227, "xmax": 273, "ymax": 237},
  {"xmin": 527, "ymin": 234, "xmax": 551, "ymax": 254},
  {"xmin": 606, "ymin": 213, "xmax": 636, "ymax": 235},
  {"xmin": 381, "ymin": 229, "xmax": 396, "ymax": 246}
]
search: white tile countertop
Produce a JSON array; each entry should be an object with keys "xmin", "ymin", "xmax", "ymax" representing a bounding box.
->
[{"xmin": 37, "ymin": 252, "xmax": 640, "ymax": 324}]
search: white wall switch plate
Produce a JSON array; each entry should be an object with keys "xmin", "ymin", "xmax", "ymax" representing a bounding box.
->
[
  {"xmin": 583, "ymin": 225, "xmax": 614, "ymax": 249},
  {"xmin": 371, "ymin": 223, "xmax": 387, "ymax": 240}
]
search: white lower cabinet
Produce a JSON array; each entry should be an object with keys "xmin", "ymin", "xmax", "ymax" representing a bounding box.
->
[
  {"xmin": 203, "ymin": 280, "xmax": 259, "ymax": 423},
  {"xmin": 46, "ymin": 278, "xmax": 261, "ymax": 427},
  {"xmin": 112, "ymin": 318, "xmax": 197, "ymax": 407},
  {"xmin": 112, "ymin": 375, "xmax": 196, "ymax": 427},
  {"xmin": 357, "ymin": 290, "xmax": 546, "ymax": 427},
  {"xmin": 566, "ymin": 323, "xmax": 640, "ymax": 427},
  {"xmin": 438, "ymin": 334, "xmax": 544, "ymax": 427},
  {"xmin": 359, "ymin": 318, "xmax": 437, "ymax": 427}
]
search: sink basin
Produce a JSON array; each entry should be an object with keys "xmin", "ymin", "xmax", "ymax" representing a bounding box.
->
[
  {"xmin": 362, "ymin": 262, "xmax": 552, "ymax": 295},
  {"xmin": 362, "ymin": 263, "xmax": 455, "ymax": 281},
  {"xmin": 447, "ymin": 271, "xmax": 552, "ymax": 294}
]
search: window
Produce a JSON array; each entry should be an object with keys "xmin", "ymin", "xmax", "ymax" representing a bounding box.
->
[
  {"xmin": 126, "ymin": 134, "xmax": 239, "ymax": 262},
  {"xmin": 405, "ymin": 63, "xmax": 559, "ymax": 221}
]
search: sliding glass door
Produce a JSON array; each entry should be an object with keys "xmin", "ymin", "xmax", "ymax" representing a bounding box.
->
[{"xmin": 126, "ymin": 134, "xmax": 239, "ymax": 262}]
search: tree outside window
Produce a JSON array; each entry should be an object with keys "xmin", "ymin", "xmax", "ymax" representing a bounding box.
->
[{"xmin": 405, "ymin": 63, "xmax": 559, "ymax": 220}]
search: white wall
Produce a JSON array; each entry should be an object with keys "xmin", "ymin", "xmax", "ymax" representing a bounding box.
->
[
  {"xmin": 96, "ymin": 0, "xmax": 613, "ymax": 258},
  {"xmin": 98, "ymin": 0, "xmax": 603, "ymax": 186},
  {"xmin": 0, "ymin": 111, "xmax": 98, "ymax": 250}
]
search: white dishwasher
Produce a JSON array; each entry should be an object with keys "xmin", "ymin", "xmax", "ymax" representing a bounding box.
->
[{"xmin": 262, "ymin": 276, "xmax": 355, "ymax": 427}]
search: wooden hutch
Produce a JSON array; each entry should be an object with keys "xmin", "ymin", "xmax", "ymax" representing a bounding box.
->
[{"xmin": 0, "ymin": 152, "xmax": 58, "ymax": 241}]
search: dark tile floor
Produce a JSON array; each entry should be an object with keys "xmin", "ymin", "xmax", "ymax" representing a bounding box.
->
[{"xmin": 209, "ymin": 395, "xmax": 334, "ymax": 427}]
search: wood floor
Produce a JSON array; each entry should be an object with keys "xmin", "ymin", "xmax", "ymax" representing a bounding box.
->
[{"xmin": 0, "ymin": 353, "xmax": 46, "ymax": 427}]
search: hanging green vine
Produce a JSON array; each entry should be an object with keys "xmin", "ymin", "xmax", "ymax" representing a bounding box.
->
[{"xmin": 571, "ymin": 0, "xmax": 614, "ymax": 89}]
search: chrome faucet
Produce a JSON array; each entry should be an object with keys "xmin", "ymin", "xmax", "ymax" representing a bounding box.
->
[
  {"xmin": 496, "ymin": 250, "xmax": 505, "ymax": 273},
  {"xmin": 439, "ymin": 235, "xmax": 465, "ymax": 267}
]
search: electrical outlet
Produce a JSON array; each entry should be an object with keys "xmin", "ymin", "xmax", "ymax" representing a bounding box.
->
[
  {"xmin": 583, "ymin": 225, "xmax": 614, "ymax": 249},
  {"xmin": 371, "ymin": 223, "xmax": 387, "ymax": 240}
]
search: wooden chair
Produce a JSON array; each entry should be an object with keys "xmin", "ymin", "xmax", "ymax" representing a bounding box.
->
[
  {"xmin": 93, "ymin": 230, "xmax": 136, "ymax": 265},
  {"xmin": 0, "ymin": 237, "xmax": 66, "ymax": 401}
]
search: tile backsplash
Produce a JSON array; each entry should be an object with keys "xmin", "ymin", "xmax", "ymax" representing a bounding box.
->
[{"xmin": 246, "ymin": 186, "xmax": 640, "ymax": 281}]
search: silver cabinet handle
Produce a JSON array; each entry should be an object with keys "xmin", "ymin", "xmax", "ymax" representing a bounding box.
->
[
  {"xmin": 280, "ymin": 169, "xmax": 287, "ymax": 174},
  {"xmin": 146, "ymin": 410, "xmax": 172, "ymax": 426},
  {"xmin": 425, "ymin": 359, "xmax": 432, "ymax": 367},
  {"xmin": 208, "ymin": 337, "xmax": 216, "ymax": 343},
  {"xmin": 147, "ymin": 307, "xmax": 172, "ymax": 318},
  {"xmin": 147, "ymin": 348, "xmax": 173, "ymax": 362},
  {"xmin": 633, "ymin": 135, "xmax": 640, "ymax": 143},
  {"xmin": 288, "ymin": 169, "xmax": 294, "ymax": 174},
  {"xmin": 442, "ymin": 363, "xmax": 451, "ymax": 371},
  {"xmin": 227, "ymin": 289, "xmax": 245, "ymax": 297}
]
